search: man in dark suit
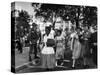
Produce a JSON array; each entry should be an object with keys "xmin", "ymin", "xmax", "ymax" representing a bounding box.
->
[
  {"xmin": 89, "ymin": 26, "xmax": 97, "ymax": 67},
  {"xmin": 27, "ymin": 23, "xmax": 41, "ymax": 62}
]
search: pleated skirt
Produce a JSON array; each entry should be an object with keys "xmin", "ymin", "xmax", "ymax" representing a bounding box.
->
[{"xmin": 41, "ymin": 54, "xmax": 56, "ymax": 69}]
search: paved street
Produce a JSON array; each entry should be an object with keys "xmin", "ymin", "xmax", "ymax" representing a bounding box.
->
[
  {"xmin": 15, "ymin": 47, "xmax": 97, "ymax": 73},
  {"xmin": 17, "ymin": 59, "xmax": 96, "ymax": 73},
  {"xmin": 15, "ymin": 47, "xmax": 30, "ymax": 68}
]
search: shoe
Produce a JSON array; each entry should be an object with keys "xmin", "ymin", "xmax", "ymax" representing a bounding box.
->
[
  {"xmin": 84, "ymin": 65, "xmax": 90, "ymax": 68},
  {"xmin": 46, "ymin": 68, "xmax": 50, "ymax": 71},
  {"xmin": 29, "ymin": 63, "xmax": 34, "ymax": 66},
  {"xmin": 46, "ymin": 68, "xmax": 54, "ymax": 71},
  {"xmin": 71, "ymin": 66, "xmax": 76, "ymax": 69},
  {"xmin": 32, "ymin": 61, "xmax": 36, "ymax": 64},
  {"xmin": 34, "ymin": 56, "xmax": 39, "ymax": 59},
  {"xmin": 61, "ymin": 62, "xmax": 64, "ymax": 66},
  {"xmin": 29, "ymin": 56, "xmax": 32, "ymax": 62}
]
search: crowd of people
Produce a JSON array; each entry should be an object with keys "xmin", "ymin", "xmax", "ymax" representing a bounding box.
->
[{"xmin": 15, "ymin": 22, "xmax": 97, "ymax": 70}]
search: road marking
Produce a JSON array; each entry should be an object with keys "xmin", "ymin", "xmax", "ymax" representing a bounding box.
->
[
  {"xmin": 15, "ymin": 59, "xmax": 39, "ymax": 69},
  {"xmin": 63, "ymin": 60, "xmax": 70, "ymax": 62},
  {"xmin": 56, "ymin": 65, "xmax": 68, "ymax": 68},
  {"xmin": 15, "ymin": 62, "xmax": 30, "ymax": 69}
]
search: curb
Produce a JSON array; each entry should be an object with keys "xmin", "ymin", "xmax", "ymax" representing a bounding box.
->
[
  {"xmin": 15, "ymin": 62, "xmax": 31, "ymax": 72},
  {"xmin": 15, "ymin": 59, "xmax": 40, "ymax": 72}
]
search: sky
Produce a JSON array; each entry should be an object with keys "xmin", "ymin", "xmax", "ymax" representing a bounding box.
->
[{"xmin": 15, "ymin": 2, "xmax": 35, "ymax": 16}]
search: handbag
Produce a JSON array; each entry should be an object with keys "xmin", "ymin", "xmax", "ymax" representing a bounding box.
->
[{"xmin": 46, "ymin": 39, "xmax": 55, "ymax": 47}]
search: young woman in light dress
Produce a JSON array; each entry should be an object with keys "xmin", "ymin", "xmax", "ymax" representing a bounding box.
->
[
  {"xmin": 55, "ymin": 30, "xmax": 65, "ymax": 66},
  {"xmin": 70, "ymin": 28, "xmax": 82, "ymax": 68}
]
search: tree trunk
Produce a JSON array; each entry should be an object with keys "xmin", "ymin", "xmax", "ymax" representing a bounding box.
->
[{"xmin": 76, "ymin": 7, "xmax": 80, "ymax": 28}]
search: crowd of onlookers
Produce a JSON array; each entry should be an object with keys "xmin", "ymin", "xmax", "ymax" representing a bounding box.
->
[{"xmin": 15, "ymin": 23, "xmax": 97, "ymax": 70}]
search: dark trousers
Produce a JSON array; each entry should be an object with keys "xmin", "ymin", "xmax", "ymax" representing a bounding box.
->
[
  {"xmin": 92, "ymin": 46, "xmax": 97, "ymax": 66},
  {"xmin": 17, "ymin": 42, "xmax": 23, "ymax": 53},
  {"xmin": 29, "ymin": 44, "xmax": 37, "ymax": 61}
]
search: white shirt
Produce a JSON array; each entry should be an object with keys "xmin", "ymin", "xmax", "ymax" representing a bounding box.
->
[
  {"xmin": 70, "ymin": 32, "xmax": 78, "ymax": 50},
  {"xmin": 49, "ymin": 29, "xmax": 55, "ymax": 39},
  {"xmin": 41, "ymin": 32, "xmax": 55, "ymax": 54}
]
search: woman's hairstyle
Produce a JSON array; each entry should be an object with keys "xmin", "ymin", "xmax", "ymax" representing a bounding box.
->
[
  {"xmin": 57, "ymin": 29, "xmax": 62, "ymax": 35},
  {"xmin": 45, "ymin": 26, "xmax": 51, "ymax": 32},
  {"xmin": 32, "ymin": 23, "xmax": 37, "ymax": 27}
]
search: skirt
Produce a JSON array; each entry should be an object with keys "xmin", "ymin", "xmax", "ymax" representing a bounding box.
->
[
  {"xmin": 56, "ymin": 47, "xmax": 64, "ymax": 59},
  {"xmin": 72, "ymin": 40, "xmax": 81, "ymax": 59},
  {"xmin": 41, "ymin": 54, "xmax": 55, "ymax": 69}
]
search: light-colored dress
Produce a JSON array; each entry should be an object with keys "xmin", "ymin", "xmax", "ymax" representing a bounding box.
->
[
  {"xmin": 70, "ymin": 32, "xmax": 81, "ymax": 59},
  {"xmin": 55, "ymin": 35, "xmax": 65, "ymax": 59}
]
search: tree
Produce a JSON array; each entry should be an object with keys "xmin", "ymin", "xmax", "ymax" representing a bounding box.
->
[
  {"xmin": 83, "ymin": 6, "xmax": 97, "ymax": 27},
  {"xmin": 31, "ymin": 3, "xmax": 97, "ymax": 29},
  {"xmin": 31, "ymin": 3, "xmax": 82, "ymax": 28},
  {"xmin": 16, "ymin": 10, "xmax": 30, "ymax": 38},
  {"xmin": 32, "ymin": 3, "xmax": 66, "ymax": 23}
]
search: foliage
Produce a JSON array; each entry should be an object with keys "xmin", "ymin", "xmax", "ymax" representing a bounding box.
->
[
  {"xmin": 11, "ymin": 10, "xmax": 30, "ymax": 38},
  {"xmin": 31, "ymin": 3, "xmax": 97, "ymax": 28}
]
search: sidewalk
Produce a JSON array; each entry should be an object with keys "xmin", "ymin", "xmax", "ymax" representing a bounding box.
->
[{"xmin": 15, "ymin": 47, "xmax": 30, "ymax": 72}]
